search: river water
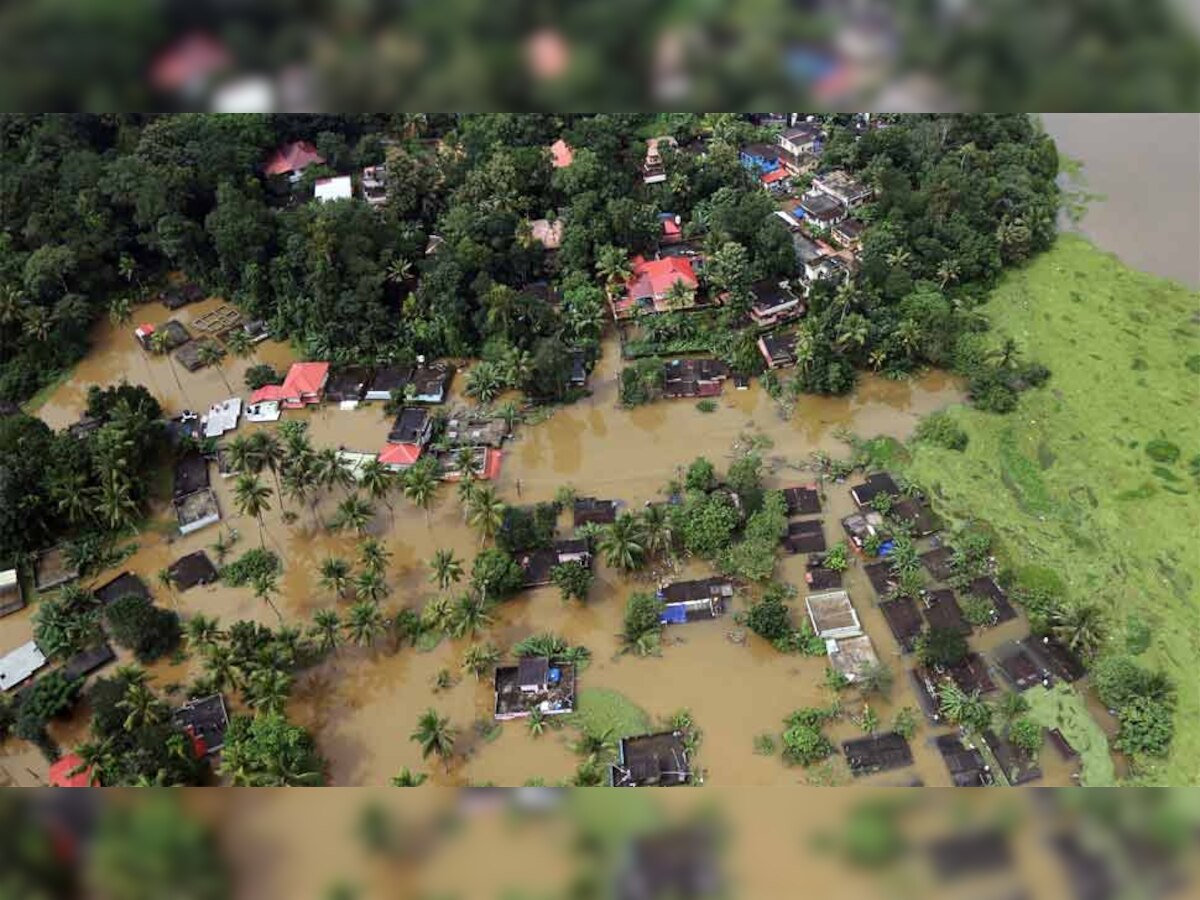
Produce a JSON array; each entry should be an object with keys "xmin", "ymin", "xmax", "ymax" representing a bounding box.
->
[{"xmin": 9, "ymin": 114, "xmax": 1189, "ymax": 789}]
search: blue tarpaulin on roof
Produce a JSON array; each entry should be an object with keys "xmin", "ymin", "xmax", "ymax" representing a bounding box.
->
[
  {"xmin": 878, "ymin": 540, "xmax": 896, "ymax": 557},
  {"xmin": 660, "ymin": 604, "xmax": 688, "ymax": 625}
]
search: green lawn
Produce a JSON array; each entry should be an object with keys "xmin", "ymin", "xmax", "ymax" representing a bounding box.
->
[
  {"xmin": 1024, "ymin": 684, "xmax": 1116, "ymax": 786},
  {"xmin": 904, "ymin": 235, "xmax": 1200, "ymax": 785},
  {"xmin": 567, "ymin": 688, "xmax": 652, "ymax": 738}
]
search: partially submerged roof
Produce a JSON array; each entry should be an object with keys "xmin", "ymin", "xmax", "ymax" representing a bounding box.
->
[
  {"xmin": 174, "ymin": 488, "xmax": 221, "ymax": 535},
  {"xmin": 494, "ymin": 659, "xmax": 575, "ymax": 720},
  {"xmin": 611, "ymin": 731, "xmax": 691, "ymax": 787},
  {"xmin": 324, "ymin": 366, "xmax": 373, "ymax": 403},
  {"xmin": 573, "ymin": 497, "xmax": 619, "ymax": 527},
  {"xmin": 168, "ymin": 551, "xmax": 219, "ymax": 591},
  {"xmin": 827, "ymin": 634, "xmax": 878, "ymax": 682},
  {"xmin": 1029, "ymin": 635, "xmax": 1086, "ymax": 682},
  {"xmin": 173, "ymin": 450, "xmax": 210, "ymax": 498},
  {"xmin": 782, "ymin": 485, "xmax": 820, "ymax": 515},
  {"xmin": 967, "ymin": 577, "xmax": 1017, "ymax": 624},
  {"xmin": 806, "ymin": 589, "xmax": 861, "ymax": 640},
  {"xmin": 173, "ymin": 694, "xmax": 230, "ymax": 755},
  {"xmin": 983, "ymin": 729, "xmax": 1043, "ymax": 785},
  {"xmin": 387, "ymin": 407, "xmax": 431, "ymax": 444},
  {"xmin": 804, "ymin": 566, "xmax": 843, "ymax": 591},
  {"xmin": 62, "ymin": 642, "xmax": 116, "ymax": 682},
  {"xmin": 947, "ymin": 653, "xmax": 997, "ymax": 695},
  {"xmin": 891, "ymin": 497, "xmax": 941, "ymax": 537},
  {"xmin": 923, "ymin": 589, "xmax": 971, "ymax": 636},
  {"xmin": 94, "ymin": 572, "xmax": 150, "ymax": 606},
  {"xmin": 842, "ymin": 731, "xmax": 913, "ymax": 777},
  {"xmin": 659, "ymin": 578, "xmax": 734, "ymax": 604},
  {"xmin": 934, "ymin": 733, "xmax": 991, "ymax": 787},
  {"xmin": 879, "ymin": 596, "xmax": 923, "ymax": 654},
  {"xmin": 0, "ymin": 568, "xmax": 24, "ymax": 618},
  {"xmin": 0, "ymin": 640, "xmax": 47, "ymax": 691},
  {"xmin": 919, "ymin": 545, "xmax": 956, "ymax": 581},
  {"xmin": 850, "ymin": 473, "xmax": 900, "ymax": 507},
  {"xmin": 516, "ymin": 656, "xmax": 550, "ymax": 686},
  {"xmin": 994, "ymin": 640, "xmax": 1052, "ymax": 692},
  {"xmin": 34, "ymin": 545, "xmax": 78, "ymax": 592},
  {"xmin": 863, "ymin": 561, "xmax": 894, "ymax": 597},
  {"xmin": 784, "ymin": 518, "xmax": 826, "ymax": 554}
]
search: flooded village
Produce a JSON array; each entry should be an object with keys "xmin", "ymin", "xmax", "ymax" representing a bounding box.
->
[
  {"xmin": 3, "ymin": 112, "xmax": 1153, "ymax": 792},
  {"xmin": 0, "ymin": 288, "xmax": 1085, "ymax": 788}
]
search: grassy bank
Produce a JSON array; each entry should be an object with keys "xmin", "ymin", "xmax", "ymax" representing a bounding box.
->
[{"xmin": 904, "ymin": 235, "xmax": 1200, "ymax": 785}]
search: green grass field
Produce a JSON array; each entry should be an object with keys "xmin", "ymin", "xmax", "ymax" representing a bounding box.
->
[{"xmin": 904, "ymin": 235, "xmax": 1200, "ymax": 785}]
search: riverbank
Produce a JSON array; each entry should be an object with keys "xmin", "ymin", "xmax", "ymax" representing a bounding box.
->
[{"xmin": 902, "ymin": 234, "xmax": 1200, "ymax": 785}]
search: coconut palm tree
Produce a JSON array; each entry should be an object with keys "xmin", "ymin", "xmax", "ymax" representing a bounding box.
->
[
  {"xmin": 447, "ymin": 593, "xmax": 493, "ymax": 639},
  {"xmin": 318, "ymin": 557, "xmax": 352, "ymax": 600},
  {"xmin": 937, "ymin": 681, "xmax": 992, "ymax": 733},
  {"xmin": 246, "ymin": 668, "xmax": 292, "ymax": 715},
  {"xmin": 353, "ymin": 568, "xmax": 388, "ymax": 605},
  {"xmin": 148, "ymin": 328, "xmax": 186, "ymax": 399},
  {"xmin": 495, "ymin": 401, "xmax": 521, "ymax": 432},
  {"xmin": 358, "ymin": 458, "xmax": 397, "ymax": 521},
  {"xmin": 202, "ymin": 644, "xmax": 242, "ymax": 693},
  {"xmin": 97, "ymin": 468, "xmax": 139, "ymax": 532},
  {"xmin": 252, "ymin": 572, "xmax": 283, "ymax": 622},
  {"xmin": 108, "ymin": 295, "xmax": 133, "ymax": 328},
  {"xmin": 465, "ymin": 361, "xmax": 504, "ymax": 404},
  {"xmin": 429, "ymin": 549, "xmax": 464, "ymax": 590},
  {"xmin": 456, "ymin": 469, "xmax": 479, "ymax": 516},
  {"xmin": 467, "ymin": 485, "xmax": 505, "ymax": 546},
  {"xmin": 598, "ymin": 513, "xmax": 645, "ymax": 571},
  {"xmin": 73, "ymin": 737, "xmax": 116, "ymax": 785},
  {"xmin": 403, "ymin": 463, "xmax": 438, "ymax": 526},
  {"xmin": 248, "ymin": 430, "xmax": 284, "ymax": 495},
  {"xmin": 595, "ymin": 244, "xmax": 632, "ymax": 295},
  {"xmin": 197, "ymin": 341, "xmax": 232, "ymax": 393},
  {"xmin": 225, "ymin": 435, "xmax": 255, "ymax": 476},
  {"xmin": 936, "ymin": 259, "xmax": 961, "ymax": 289},
  {"xmin": 359, "ymin": 538, "xmax": 393, "ymax": 578},
  {"xmin": 185, "ymin": 614, "xmax": 222, "ymax": 653},
  {"xmin": 224, "ymin": 327, "xmax": 254, "ymax": 363},
  {"xmin": 461, "ymin": 642, "xmax": 501, "ymax": 679},
  {"xmin": 664, "ymin": 278, "xmax": 694, "ymax": 311},
  {"xmin": 282, "ymin": 457, "xmax": 320, "ymax": 527},
  {"xmin": 571, "ymin": 727, "xmax": 617, "ymax": 763},
  {"xmin": 411, "ymin": 708, "xmax": 455, "ymax": 769},
  {"xmin": 310, "ymin": 609, "xmax": 342, "ymax": 655},
  {"xmin": 391, "ymin": 768, "xmax": 427, "ymax": 787},
  {"xmin": 345, "ymin": 600, "xmax": 387, "ymax": 648},
  {"xmin": 50, "ymin": 468, "xmax": 94, "ymax": 527},
  {"xmin": 639, "ymin": 504, "xmax": 673, "ymax": 560},
  {"xmin": 332, "ymin": 493, "xmax": 374, "ymax": 536},
  {"xmin": 233, "ymin": 474, "xmax": 273, "ymax": 547},
  {"xmin": 117, "ymin": 682, "xmax": 165, "ymax": 733},
  {"xmin": 1050, "ymin": 602, "xmax": 1108, "ymax": 659},
  {"xmin": 315, "ymin": 446, "xmax": 355, "ymax": 496}
]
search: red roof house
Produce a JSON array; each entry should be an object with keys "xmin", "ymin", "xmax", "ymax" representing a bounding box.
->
[
  {"xmin": 264, "ymin": 141, "xmax": 326, "ymax": 178},
  {"xmin": 613, "ymin": 256, "xmax": 699, "ymax": 319},
  {"xmin": 379, "ymin": 442, "xmax": 424, "ymax": 470},
  {"xmin": 549, "ymin": 139, "xmax": 574, "ymax": 169},
  {"xmin": 248, "ymin": 362, "xmax": 330, "ymax": 409},
  {"xmin": 761, "ymin": 167, "xmax": 791, "ymax": 186},
  {"xmin": 150, "ymin": 33, "xmax": 232, "ymax": 93},
  {"xmin": 48, "ymin": 754, "xmax": 96, "ymax": 788}
]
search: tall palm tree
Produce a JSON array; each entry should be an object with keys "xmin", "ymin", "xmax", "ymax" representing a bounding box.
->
[
  {"xmin": 148, "ymin": 328, "xmax": 186, "ymax": 399},
  {"xmin": 461, "ymin": 642, "xmax": 501, "ymax": 679},
  {"xmin": 358, "ymin": 458, "xmax": 397, "ymax": 521},
  {"xmin": 467, "ymin": 486, "xmax": 505, "ymax": 546},
  {"xmin": 448, "ymin": 593, "xmax": 493, "ymax": 639},
  {"xmin": 599, "ymin": 513, "xmax": 645, "ymax": 571},
  {"xmin": 73, "ymin": 737, "xmax": 115, "ymax": 786},
  {"xmin": 197, "ymin": 341, "xmax": 232, "ymax": 394},
  {"xmin": 429, "ymin": 549, "xmax": 463, "ymax": 591},
  {"xmin": 411, "ymin": 708, "xmax": 455, "ymax": 769},
  {"xmin": 359, "ymin": 538, "xmax": 393, "ymax": 578},
  {"xmin": 108, "ymin": 295, "xmax": 133, "ymax": 328},
  {"xmin": 1051, "ymin": 602, "xmax": 1107, "ymax": 659},
  {"xmin": 345, "ymin": 600, "xmax": 387, "ymax": 648},
  {"xmin": 639, "ymin": 504, "xmax": 673, "ymax": 559},
  {"xmin": 282, "ymin": 457, "xmax": 320, "ymax": 527},
  {"xmin": 936, "ymin": 259, "xmax": 961, "ymax": 289},
  {"xmin": 404, "ymin": 463, "xmax": 438, "ymax": 526},
  {"xmin": 245, "ymin": 668, "xmax": 292, "ymax": 715},
  {"xmin": 333, "ymin": 493, "xmax": 374, "ymax": 535},
  {"xmin": 248, "ymin": 430, "xmax": 285, "ymax": 495},
  {"xmin": 225, "ymin": 435, "xmax": 255, "ymax": 476},
  {"xmin": 224, "ymin": 327, "xmax": 254, "ymax": 363},
  {"xmin": 456, "ymin": 469, "xmax": 479, "ymax": 517},
  {"xmin": 318, "ymin": 557, "xmax": 352, "ymax": 600},
  {"xmin": 315, "ymin": 447, "xmax": 355, "ymax": 496},
  {"xmin": 117, "ymin": 682, "xmax": 164, "ymax": 733},
  {"xmin": 185, "ymin": 614, "xmax": 222, "ymax": 653},
  {"xmin": 595, "ymin": 244, "xmax": 632, "ymax": 295},
  {"xmin": 310, "ymin": 608, "xmax": 342, "ymax": 655},
  {"xmin": 98, "ymin": 468, "xmax": 139, "ymax": 532},
  {"xmin": 252, "ymin": 572, "xmax": 283, "ymax": 622},
  {"xmin": 233, "ymin": 474, "xmax": 273, "ymax": 547},
  {"xmin": 51, "ymin": 468, "xmax": 95, "ymax": 527},
  {"xmin": 353, "ymin": 568, "xmax": 388, "ymax": 605},
  {"xmin": 202, "ymin": 644, "xmax": 242, "ymax": 693},
  {"xmin": 391, "ymin": 768, "xmax": 428, "ymax": 787}
]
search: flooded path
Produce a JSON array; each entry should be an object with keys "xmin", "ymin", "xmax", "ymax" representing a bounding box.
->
[{"xmin": 4, "ymin": 293, "xmax": 1083, "ymax": 788}]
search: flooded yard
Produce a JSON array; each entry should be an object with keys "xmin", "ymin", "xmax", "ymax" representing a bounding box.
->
[{"xmin": 1, "ymin": 297, "xmax": 1085, "ymax": 787}]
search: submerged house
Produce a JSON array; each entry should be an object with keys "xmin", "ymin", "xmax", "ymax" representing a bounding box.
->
[
  {"xmin": 173, "ymin": 450, "xmax": 210, "ymax": 499},
  {"xmin": 827, "ymin": 634, "xmax": 879, "ymax": 683},
  {"xmin": 173, "ymin": 694, "xmax": 230, "ymax": 756},
  {"xmin": 248, "ymin": 362, "xmax": 330, "ymax": 410},
  {"xmin": 850, "ymin": 473, "xmax": 900, "ymax": 508},
  {"xmin": 324, "ymin": 367, "xmax": 373, "ymax": 405},
  {"xmin": 843, "ymin": 731, "xmax": 913, "ymax": 777},
  {"xmin": 661, "ymin": 358, "xmax": 729, "ymax": 400},
  {"xmin": 757, "ymin": 331, "xmax": 798, "ymax": 369},
  {"xmin": 134, "ymin": 319, "xmax": 190, "ymax": 351},
  {"xmin": 493, "ymin": 657, "xmax": 576, "ymax": 721},
  {"xmin": 784, "ymin": 519, "xmax": 826, "ymax": 554},
  {"xmin": 443, "ymin": 414, "xmax": 509, "ymax": 448},
  {"xmin": 0, "ymin": 568, "xmax": 24, "ymax": 618},
  {"xmin": 610, "ymin": 731, "xmax": 692, "ymax": 787},
  {"xmin": 433, "ymin": 446, "xmax": 503, "ymax": 482},
  {"xmin": 167, "ymin": 551, "xmax": 219, "ymax": 591},
  {"xmin": 380, "ymin": 407, "xmax": 434, "ymax": 470},
  {"xmin": 657, "ymin": 577, "xmax": 733, "ymax": 624},
  {"xmin": 805, "ymin": 589, "xmax": 862, "ymax": 640},
  {"xmin": 410, "ymin": 363, "xmax": 453, "ymax": 404},
  {"xmin": 174, "ymin": 489, "xmax": 221, "ymax": 536},
  {"xmin": 519, "ymin": 539, "xmax": 592, "ymax": 588},
  {"xmin": 33, "ymin": 546, "xmax": 78, "ymax": 593},
  {"xmin": 0, "ymin": 640, "xmax": 47, "ymax": 692},
  {"xmin": 841, "ymin": 510, "xmax": 888, "ymax": 553},
  {"xmin": 782, "ymin": 485, "xmax": 821, "ymax": 515},
  {"xmin": 574, "ymin": 497, "xmax": 619, "ymax": 528}
]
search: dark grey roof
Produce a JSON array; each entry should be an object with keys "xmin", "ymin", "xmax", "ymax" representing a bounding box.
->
[
  {"xmin": 516, "ymin": 656, "xmax": 550, "ymax": 686},
  {"xmin": 94, "ymin": 572, "xmax": 150, "ymax": 606},
  {"xmin": 173, "ymin": 451, "xmax": 210, "ymax": 499},
  {"xmin": 168, "ymin": 551, "xmax": 219, "ymax": 591},
  {"xmin": 387, "ymin": 407, "xmax": 430, "ymax": 444}
]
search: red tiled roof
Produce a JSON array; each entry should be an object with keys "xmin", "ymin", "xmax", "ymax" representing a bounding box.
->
[
  {"xmin": 549, "ymin": 139, "xmax": 574, "ymax": 168},
  {"xmin": 249, "ymin": 384, "xmax": 287, "ymax": 404},
  {"xmin": 626, "ymin": 256, "xmax": 698, "ymax": 303},
  {"xmin": 379, "ymin": 443, "xmax": 423, "ymax": 467},
  {"xmin": 48, "ymin": 754, "xmax": 96, "ymax": 788},
  {"xmin": 283, "ymin": 362, "xmax": 330, "ymax": 397},
  {"xmin": 761, "ymin": 167, "xmax": 790, "ymax": 185},
  {"xmin": 150, "ymin": 33, "xmax": 231, "ymax": 92},
  {"xmin": 661, "ymin": 217, "xmax": 681, "ymax": 237},
  {"xmin": 264, "ymin": 141, "xmax": 325, "ymax": 176},
  {"xmin": 481, "ymin": 449, "xmax": 502, "ymax": 480}
]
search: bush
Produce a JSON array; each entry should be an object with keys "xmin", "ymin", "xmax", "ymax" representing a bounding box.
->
[
  {"xmin": 221, "ymin": 548, "xmax": 281, "ymax": 587},
  {"xmin": 244, "ymin": 363, "xmax": 281, "ymax": 390},
  {"xmin": 744, "ymin": 591, "xmax": 792, "ymax": 643},
  {"xmin": 678, "ymin": 492, "xmax": 739, "ymax": 557},
  {"xmin": 1144, "ymin": 439, "xmax": 1181, "ymax": 464},
  {"xmin": 892, "ymin": 707, "xmax": 918, "ymax": 740},
  {"xmin": 695, "ymin": 399, "xmax": 717, "ymax": 413},
  {"xmin": 470, "ymin": 548, "xmax": 524, "ymax": 600},
  {"xmin": 1113, "ymin": 697, "xmax": 1174, "ymax": 758},
  {"xmin": 961, "ymin": 593, "xmax": 996, "ymax": 627},
  {"xmin": 1008, "ymin": 718, "xmax": 1043, "ymax": 755},
  {"xmin": 823, "ymin": 542, "xmax": 849, "ymax": 572},
  {"xmin": 781, "ymin": 708, "xmax": 838, "ymax": 767},
  {"xmin": 914, "ymin": 411, "xmax": 969, "ymax": 451},
  {"xmin": 684, "ymin": 458, "xmax": 717, "ymax": 493},
  {"xmin": 915, "ymin": 627, "xmax": 969, "ymax": 668},
  {"xmin": 550, "ymin": 561, "xmax": 593, "ymax": 603},
  {"xmin": 719, "ymin": 490, "xmax": 786, "ymax": 581},
  {"xmin": 103, "ymin": 594, "xmax": 181, "ymax": 663},
  {"xmin": 622, "ymin": 592, "xmax": 663, "ymax": 655},
  {"xmin": 497, "ymin": 503, "xmax": 558, "ymax": 553}
]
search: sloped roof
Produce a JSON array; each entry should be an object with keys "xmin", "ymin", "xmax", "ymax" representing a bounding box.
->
[
  {"xmin": 379, "ymin": 443, "xmax": 423, "ymax": 466},
  {"xmin": 314, "ymin": 175, "xmax": 353, "ymax": 202},
  {"xmin": 549, "ymin": 139, "xmax": 574, "ymax": 168},
  {"xmin": 150, "ymin": 32, "xmax": 231, "ymax": 92},
  {"xmin": 264, "ymin": 140, "xmax": 325, "ymax": 176},
  {"xmin": 761, "ymin": 167, "xmax": 790, "ymax": 184},
  {"xmin": 284, "ymin": 362, "xmax": 330, "ymax": 396},
  {"xmin": 626, "ymin": 256, "xmax": 698, "ymax": 301},
  {"xmin": 49, "ymin": 753, "xmax": 96, "ymax": 787}
]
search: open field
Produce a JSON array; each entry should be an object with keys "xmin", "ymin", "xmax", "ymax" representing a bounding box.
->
[{"xmin": 904, "ymin": 234, "xmax": 1200, "ymax": 784}]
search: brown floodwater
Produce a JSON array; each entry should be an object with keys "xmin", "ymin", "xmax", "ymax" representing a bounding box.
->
[{"xmin": 2, "ymin": 289, "xmax": 1087, "ymax": 789}]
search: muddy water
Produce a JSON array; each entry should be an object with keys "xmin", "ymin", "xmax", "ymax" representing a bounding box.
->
[
  {"xmin": 6, "ymin": 304, "xmax": 1082, "ymax": 787},
  {"xmin": 1041, "ymin": 113, "xmax": 1200, "ymax": 288}
]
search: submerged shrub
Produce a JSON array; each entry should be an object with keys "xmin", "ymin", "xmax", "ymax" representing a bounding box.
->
[{"xmin": 1145, "ymin": 439, "xmax": 1181, "ymax": 465}]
